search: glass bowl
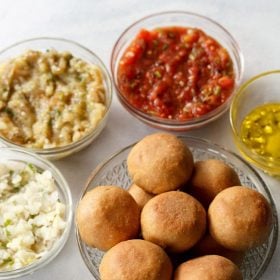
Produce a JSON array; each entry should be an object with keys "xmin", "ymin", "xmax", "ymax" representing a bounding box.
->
[
  {"xmin": 76, "ymin": 136, "xmax": 278, "ymax": 280},
  {"xmin": 0, "ymin": 37, "xmax": 112, "ymax": 160},
  {"xmin": 111, "ymin": 11, "xmax": 244, "ymax": 131},
  {"xmin": 230, "ymin": 70, "xmax": 280, "ymax": 175},
  {"xmin": 0, "ymin": 147, "xmax": 73, "ymax": 279}
]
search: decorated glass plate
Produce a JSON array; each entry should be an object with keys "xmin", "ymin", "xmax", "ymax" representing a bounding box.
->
[{"xmin": 76, "ymin": 136, "xmax": 278, "ymax": 280}]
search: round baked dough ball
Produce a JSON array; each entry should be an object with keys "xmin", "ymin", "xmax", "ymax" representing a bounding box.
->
[
  {"xmin": 141, "ymin": 191, "xmax": 206, "ymax": 252},
  {"xmin": 99, "ymin": 239, "xmax": 173, "ymax": 280},
  {"xmin": 209, "ymin": 186, "xmax": 272, "ymax": 251},
  {"xmin": 127, "ymin": 133, "xmax": 193, "ymax": 194},
  {"xmin": 76, "ymin": 186, "xmax": 140, "ymax": 251},
  {"xmin": 188, "ymin": 159, "xmax": 241, "ymax": 208},
  {"xmin": 191, "ymin": 234, "xmax": 245, "ymax": 266},
  {"xmin": 174, "ymin": 255, "xmax": 243, "ymax": 280},
  {"xmin": 128, "ymin": 183, "xmax": 154, "ymax": 210}
]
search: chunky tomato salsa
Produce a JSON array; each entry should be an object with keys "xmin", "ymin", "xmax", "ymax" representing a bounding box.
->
[{"xmin": 117, "ymin": 27, "xmax": 235, "ymax": 120}]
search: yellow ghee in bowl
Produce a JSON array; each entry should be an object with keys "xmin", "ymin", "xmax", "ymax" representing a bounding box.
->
[{"xmin": 240, "ymin": 103, "xmax": 280, "ymax": 160}]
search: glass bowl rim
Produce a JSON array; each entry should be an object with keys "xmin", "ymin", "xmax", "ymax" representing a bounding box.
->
[
  {"xmin": 110, "ymin": 10, "xmax": 244, "ymax": 128},
  {"xmin": 75, "ymin": 135, "xmax": 278, "ymax": 280},
  {"xmin": 0, "ymin": 146, "xmax": 73, "ymax": 278},
  {"xmin": 0, "ymin": 37, "xmax": 113, "ymax": 156},
  {"xmin": 230, "ymin": 69, "xmax": 280, "ymax": 171}
]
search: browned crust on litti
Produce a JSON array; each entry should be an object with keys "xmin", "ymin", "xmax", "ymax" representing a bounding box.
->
[
  {"xmin": 99, "ymin": 239, "xmax": 173, "ymax": 280},
  {"xmin": 208, "ymin": 186, "xmax": 272, "ymax": 251},
  {"xmin": 141, "ymin": 191, "xmax": 206, "ymax": 253},
  {"xmin": 128, "ymin": 183, "xmax": 154, "ymax": 210},
  {"xmin": 188, "ymin": 159, "xmax": 241, "ymax": 208},
  {"xmin": 127, "ymin": 133, "xmax": 194, "ymax": 194},
  {"xmin": 76, "ymin": 185, "xmax": 140, "ymax": 251},
  {"xmin": 174, "ymin": 255, "xmax": 243, "ymax": 280}
]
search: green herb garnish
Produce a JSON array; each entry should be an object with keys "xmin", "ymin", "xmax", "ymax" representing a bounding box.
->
[
  {"xmin": 27, "ymin": 163, "xmax": 37, "ymax": 172},
  {"xmin": 48, "ymin": 118, "xmax": 52, "ymax": 127},
  {"xmin": 4, "ymin": 108, "xmax": 14, "ymax": 118},
  {"xmin": 32, "ymin": 224, "xmax": 37, "ymax": 231},
  {"xmin": 4, "ymin": 219, "xmax": 12, "ymax": 227},
  {"xmin": 168, "ymin": 32, "xmax": 175, "ymax": 38},
  {"xmin": 5, "ymin": 229, "xmax": 11, "ymax": 237},
  {"xmin": 154, "ymin": 71, "xmax": 162, "ymax": 78},
  {"xmin": 11, "ymin": 187, "xmax": 20, "ymax": 193},
  {"xmin": 152, "ymin": 40, "xmax": 159, "ymax": 47},
  {"xmin": 130, "ymin": 81, "xmax": 137, "ymax": 89},
  {"xmin": 162, "ymin": 43, "xmax": 169, "ymax": 50},
  {"xmin": 1, "ymin": 257, "xmax": 14, "ymax": 266},
  {"xmin": 55, "ymin": 109, "xmax": 61, "ymax": 117},
  {"xmin": 214, "ymin": 85, "xmax": 222, "ymax": 96},
  {"xmin": 0, "ymin": 241, "xmax": 7, "ymax": 249}
]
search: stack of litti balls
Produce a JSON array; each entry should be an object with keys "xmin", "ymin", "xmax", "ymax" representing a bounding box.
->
[{"xmin": 76, "ymin": 133, "xmax": 273, "ymax": 280}]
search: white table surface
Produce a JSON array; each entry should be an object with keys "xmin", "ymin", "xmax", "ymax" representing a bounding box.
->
[{"xmin": 0, "ymin": 0, "xmax": 280, "ymax": 279}]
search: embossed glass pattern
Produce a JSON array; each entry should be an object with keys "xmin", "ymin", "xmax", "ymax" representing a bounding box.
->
[{"xmin": 76, "ymin": 136, "xmax": 278, "ymax": 280}]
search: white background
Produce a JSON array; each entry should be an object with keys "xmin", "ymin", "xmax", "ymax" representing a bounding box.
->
[{"xmin": 0, "ymin": 0, "xmax": 279, "ymax": 279}]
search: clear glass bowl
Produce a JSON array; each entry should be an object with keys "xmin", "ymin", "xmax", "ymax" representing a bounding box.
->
[
  {"xmin": 230, "ymin": 70, "xmax": 280, "ymax": 175},
  {"xmin": 75, "ymin": 136, "xmax": 278, "ymax": 280},
  {"xmin": 0, "ymin": 147, "xmax": 73, "ymax": 279},
  {"xmin": 111, "ymin": 11, "xmax": 244, "ymax": 131},
  {"xmin": 0, "ymin": 37, "xmax": 112, "ymax": 160}
]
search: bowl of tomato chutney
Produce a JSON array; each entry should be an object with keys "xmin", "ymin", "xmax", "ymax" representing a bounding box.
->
[{"xmin": 111, "ymin": 11, "xmax": 244, "ymax": 130}]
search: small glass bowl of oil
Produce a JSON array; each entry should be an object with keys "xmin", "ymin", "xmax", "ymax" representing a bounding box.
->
[{"xmin": 230, "ymin": 70, "xmax": 280, "ymax": 175}]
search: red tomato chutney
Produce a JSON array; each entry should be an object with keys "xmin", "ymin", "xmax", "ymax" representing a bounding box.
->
[{"xmin": 117, "ymin": 27, "xmax": 235, "ymax": 120}]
